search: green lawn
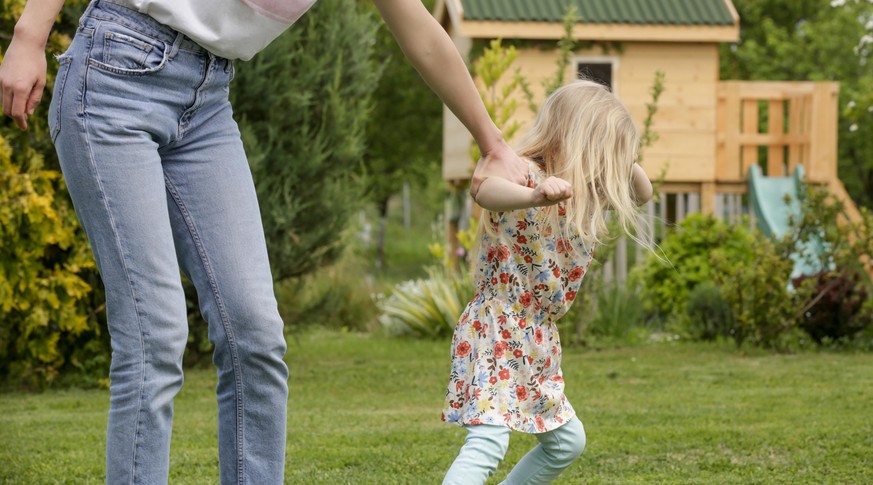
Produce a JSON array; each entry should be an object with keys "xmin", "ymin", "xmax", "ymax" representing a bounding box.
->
[{"xmin": 1, "ymin": 331, "xmax": 871, "ymax": 484}]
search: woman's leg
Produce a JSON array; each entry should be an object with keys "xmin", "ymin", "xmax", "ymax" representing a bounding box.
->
[
  {"xmin": 52, "ymin": 3, "xmax": 286, "ymax": 483},
  {"xmin": 500, "ymin": 418, "xmax": 586, "ymax": 485},
  {"xmin": 160, "ymin": 68, "xmax": 288, "ymax": 484},
  {"xmin": 51, "ymin": 16, "xmax": 190, "ymax": 485},
  {"xmin": 443, "ymin": 425, "xmax": 511, "ymax": 485}
]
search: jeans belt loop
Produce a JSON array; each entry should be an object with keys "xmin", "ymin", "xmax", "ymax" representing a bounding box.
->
[{"xmin": 168, "ymin": 33, "xmax": 184, "ymax": 60}]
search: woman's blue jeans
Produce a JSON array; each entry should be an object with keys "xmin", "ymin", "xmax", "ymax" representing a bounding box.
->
[{"xmin": 48, "ymin": 1, "xmax": 289, "ymax": 483}]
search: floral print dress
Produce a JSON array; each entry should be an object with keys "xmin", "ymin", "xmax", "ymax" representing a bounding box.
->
[{"xmin": 441, "ymin": 163, "xmax": 594, "ymax": 434}]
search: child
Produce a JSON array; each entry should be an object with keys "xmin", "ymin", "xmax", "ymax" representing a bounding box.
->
[{"xmin": 441, "ymin": 80, "xmax": 653, "ymax": 485}]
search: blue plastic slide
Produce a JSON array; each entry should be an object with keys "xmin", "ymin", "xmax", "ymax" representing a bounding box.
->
[{"xmin": 747, "ymin": 165, "xmax": 822, "ymax": 279}]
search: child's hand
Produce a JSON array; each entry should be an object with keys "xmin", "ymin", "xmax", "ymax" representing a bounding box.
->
[{"xmin": 532, "ymin": 177, "xmax": 572, "ymax": 206}]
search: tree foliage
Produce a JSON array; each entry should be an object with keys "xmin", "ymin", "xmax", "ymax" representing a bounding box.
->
[
  {"xmin": 360, "ymin": 2, "xmax": 443, "ymax": 266},
  {"xmin": 468, "ymin": 39, "xmax": 530, "ymax": 164},
  {"xmin": 361, "ymin": 2, "xmax": 442, "ymax": 207},
  {"xmin": 231, "ymin": 0, "xmax": 382, "ymax": 281},
  {"xmin": 721, "ymin": 0, "xmax": 873, "ymax": 208}
]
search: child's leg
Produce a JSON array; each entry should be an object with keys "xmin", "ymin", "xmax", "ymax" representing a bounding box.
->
[
  {"xmin": 500, "ymin": 418, "xmax": 586, "ymax": 485},
  {"xmin": 443, "ymin": 425, "xmax": 511, "ymax": 485}
]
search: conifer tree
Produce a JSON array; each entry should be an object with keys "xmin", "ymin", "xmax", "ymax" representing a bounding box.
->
[
  {"xmin": 231, "ymin": 0, "xmax": 381, "ymax": 280},
  {"xmin": 361, "ymin": 2, "xmax": 442, "ymax": 269}
]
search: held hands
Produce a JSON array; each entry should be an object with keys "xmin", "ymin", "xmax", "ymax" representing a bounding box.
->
[
  {"xmin": 532, "ymin": 176, "xmax": 573, "ymax": 206},
  {"xmin": 470, "ymin": 141, "xmax": 529, "ymax": 199},
  {"xmin": 0, "ymin": 36, "xmax": 48, "ymax": 130}
]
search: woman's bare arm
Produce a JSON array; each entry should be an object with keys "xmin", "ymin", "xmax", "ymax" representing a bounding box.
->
[
  {"xmin": 371, "ymin": 0, "xmax": 528, "ymax": 195},
  {"xmin": 0, "ymin": 0, "xmax": 66, "ymax": 130}
]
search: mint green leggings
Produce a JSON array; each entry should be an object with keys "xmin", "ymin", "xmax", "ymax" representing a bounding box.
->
[{"xmin": 442, "ymin": 418, "xmax": 586, "ymax": 485}]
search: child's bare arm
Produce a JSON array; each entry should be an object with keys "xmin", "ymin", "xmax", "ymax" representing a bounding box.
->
[
  {"xmin": 475, "ymin": 176, "xmax": 572, "ymax": 212},
  {"xmin": 631, "ymin": 163, "xmax": 653, "ymax": 206}
]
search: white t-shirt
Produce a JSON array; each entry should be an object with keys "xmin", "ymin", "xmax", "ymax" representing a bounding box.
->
[{"xmin": 116, "ymin": 0, "xmax": 317, "ymax": 60}]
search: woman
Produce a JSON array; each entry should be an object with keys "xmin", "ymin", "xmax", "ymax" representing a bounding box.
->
[{"xmin": 0, "ymin": 0, "xmax": 527, "ymax": 483}]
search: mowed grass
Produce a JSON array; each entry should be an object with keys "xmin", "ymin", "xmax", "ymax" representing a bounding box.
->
[{"xmin": 1, "ymin": 331, "xmax": 871, "ymax": 484}]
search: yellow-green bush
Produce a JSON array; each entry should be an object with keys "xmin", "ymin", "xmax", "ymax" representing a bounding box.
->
[{"xmin": 0, "ymin": 1, "xmax": 108, "ymax": 387}]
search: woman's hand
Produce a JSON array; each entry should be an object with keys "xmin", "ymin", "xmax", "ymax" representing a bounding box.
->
[
  {"xmin": 532, "ymin": 176, "xmax": 573, "ymax": 206},
  {"xmin": 0, "ymin": 37, "xmax": 48, "ymax": 130},
  {"xmin": 470, "ymin": 140, "xmax": 528, "ymax": 199},
  {"xmin": 0, "ymin": 0, "xmax": 65, "ymax": 130}
]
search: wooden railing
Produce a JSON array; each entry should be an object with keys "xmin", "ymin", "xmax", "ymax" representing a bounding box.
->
[
  {"xmin": 601, "ymin": 81, "xmax": 855, "ymax": 283},
  {"xmin": 716, "ymin": 81, "xmax": 839, "ymax": 184}
]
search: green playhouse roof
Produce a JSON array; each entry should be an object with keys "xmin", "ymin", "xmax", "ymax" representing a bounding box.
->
[{"xmin": 460, "ymin": 0, "xmax": 735, "ymax": 26}]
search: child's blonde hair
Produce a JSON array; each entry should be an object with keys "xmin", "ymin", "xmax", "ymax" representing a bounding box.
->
[{"xmin": 484, "ymin": 80, "xmax": 648, "ymax": 249}]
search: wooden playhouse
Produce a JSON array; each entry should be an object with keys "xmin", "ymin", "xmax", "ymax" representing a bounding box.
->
[{"xmin": 433, "ymin": 0, "xmax": 861, "ymax": 280}]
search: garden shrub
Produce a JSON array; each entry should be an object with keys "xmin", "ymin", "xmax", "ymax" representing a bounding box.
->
[
  {"xmin": 276, "ymin": 249, "xmax": 380, "ymax": 333},
  {"xmin": 378, "ymin": 265, "xmax": 473, "ymax": 338},
  {"xmin": 585, "ymin": 282, "xmax": 647, "ymax": 341},
  {"xmin": 786, "ymin": 187, "xmax": 873, "ymax": 346},
  {"xmin": 634, "ymin": 213, "xmax": 758, "ymax": 318},
  {"xmin": 636, "ymin": 213, "xmax": 800, "ymax": 348},
  {"xmin": 792, "ymin": 270, "xmax": 872, "ymax": 344},
  {"xmin": 850, "ymin": 299, "xmax": 873, "ymax": 351},
  {"xmin": 683, "ymin": 283, "xmax": 734, "ymax": 342},
  {"xmin": 710, "ymin": 231, "xmax": 795, "ymax": 348},
  {"xmin": 787, "ymin": 187, "xmax": 873, "ymax": 282}
]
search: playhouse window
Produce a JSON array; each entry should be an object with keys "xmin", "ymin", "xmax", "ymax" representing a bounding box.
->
[{"xmin": 577, "ymin": 62, "xmax": 613, "ymax": 89}]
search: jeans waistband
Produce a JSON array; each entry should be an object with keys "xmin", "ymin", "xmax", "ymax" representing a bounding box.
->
[{"xmin": 84, "ymin": 0, "xmax": 210, "ymax": 56}]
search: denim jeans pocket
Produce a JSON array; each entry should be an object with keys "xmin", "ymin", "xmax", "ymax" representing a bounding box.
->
[
  {"xmin": 87, "ymin": 22, "xmax": 168, "ymax": 76},
  {"xmin": 48, "ymin": 55, "xmax": 73, "ymax": 143}
]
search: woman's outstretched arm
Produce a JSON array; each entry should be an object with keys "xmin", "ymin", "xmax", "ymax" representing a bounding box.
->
[
  {"xmin": 371, "ymin": 0, "xmax": 528, "ymax": 196},
  {"xmin": 0, "ymin": 0, "xmax": 66, "ymax": 130}
]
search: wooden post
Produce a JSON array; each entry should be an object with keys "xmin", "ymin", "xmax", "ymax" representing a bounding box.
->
[
  {"xmin": 733, "ymin": 194, "xmax": 742, "ymax": 223},
  {"xmin": 741, "ymin": 98, "xmax": 759, "ymax": 175},
  {"xmin": 676, "ymin": 192, "xmax": 686, "ymax": 222},
  {"xmin": 802, "ymin": 94, "xmax": 812, "ymax": 167},
  {"xmin": 647, "ymin": 199, "xmax": 656, "ymax": 244},
  {"xmin": 658, "ymin": 194, "xmax": 668, "ymax": 238},
  {"xmin": 602, "ymin": 256, "xmax": 613, "ymax": 284},
  {"xmin": 636, "ymin": 201, "xmax": 656, "ymax": 264},
  {"xmin": 808, "ymin": 83, "xmax": 839, "ymax": 182},
  {"xmin": 445, "ymin": 181, "xmax": 465, "ymax": 270},
  {"xmin": 688, "ymin": 192, "xmax": 700, "ymax": 214},
  {"xmin": 724, "ymin": 194, "xmax": 732, "ymax": 223},
  {"xmin": 787, "ymin": 95, "xmax": 802, "ymax": 174},
  {"xmin": 767, "ymin": 99, "xmax": 785, "ymax": 176},
  {"xmin": 719, "ymin": 82, "xmax": 742, "ymax": 181},
  {"xmin": 616, "ymin": 236, "xmax": 628, "ymax": 284},
  {"xmin": 700, "ymin": 182, "xmax": 716, "ymax": 215}
]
